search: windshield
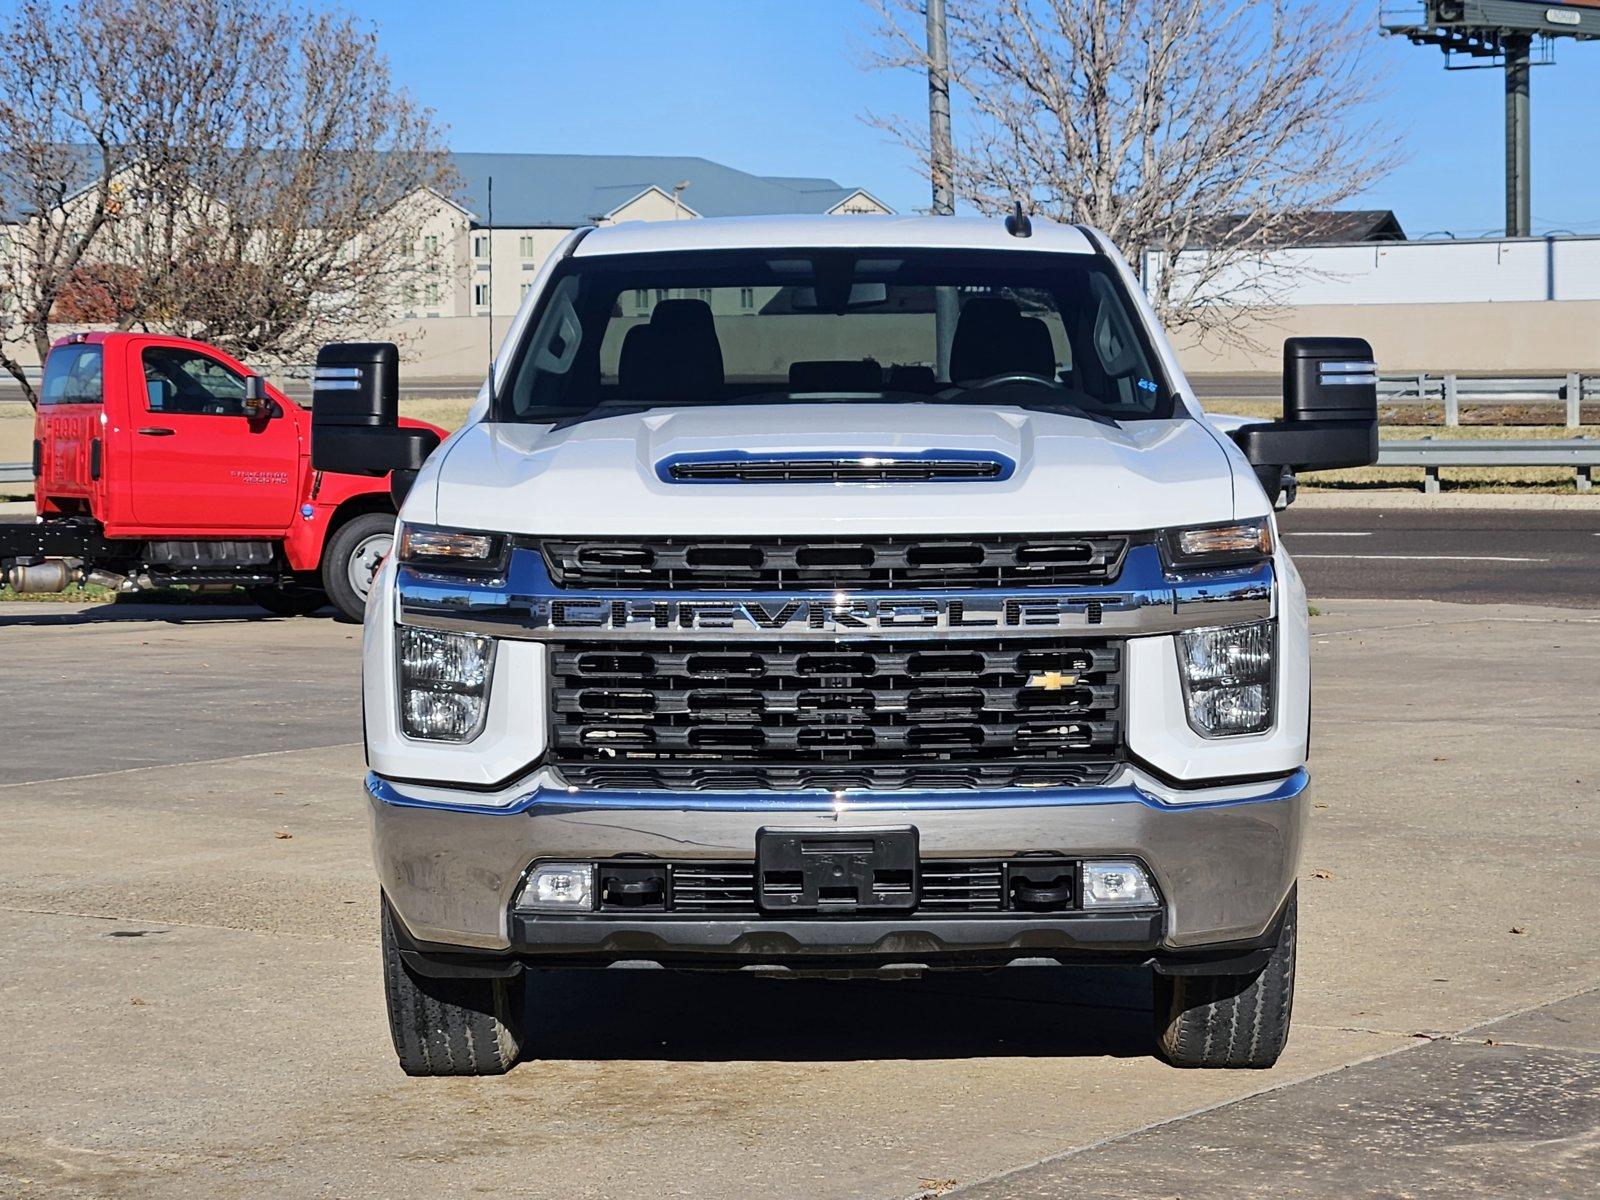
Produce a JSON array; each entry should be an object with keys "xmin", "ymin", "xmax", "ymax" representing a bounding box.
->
[{"xmin": 498, "ymin": 248, "xmax": 1175, "ymax": 423}]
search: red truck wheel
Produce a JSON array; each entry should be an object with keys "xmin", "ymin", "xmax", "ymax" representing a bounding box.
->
[{"xmin": 323, "ymin": 512, "xmax": 395, "ymax": 622}]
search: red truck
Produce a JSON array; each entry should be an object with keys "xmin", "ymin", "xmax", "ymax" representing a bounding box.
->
[{"xmin": 0, "ymin": 332, "xmax": 443, "ymax": 621}]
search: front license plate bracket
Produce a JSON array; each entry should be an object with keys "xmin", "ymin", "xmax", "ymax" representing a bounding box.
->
[{"xmin": 756, "ymin": 826, "xmax": 919, "ymax": 913}]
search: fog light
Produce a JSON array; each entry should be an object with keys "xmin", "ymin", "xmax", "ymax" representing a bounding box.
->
[
  {"xmin": 515, "ymin": 863, "xmax": 595, "ymax": 913},
  {"xmin": 1082, "ymin": 860, "xmax": 1159, "ymax": 909}
]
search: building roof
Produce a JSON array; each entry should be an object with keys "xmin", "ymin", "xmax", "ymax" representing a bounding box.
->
[
  {"xmin": 451, "ymin": 153, "xmax": 885, "ymax": 227},
  {"xmin": 1193, "ymin": 209, "xmax": 1407, "ymax": 247},
  {"xmin": 572, "ymin": 213, "xmax": 1095, "ymax": 257}
]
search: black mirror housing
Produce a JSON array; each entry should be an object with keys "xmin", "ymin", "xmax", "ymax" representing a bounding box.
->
[
  {"xmin": 1230, "ymin": 336, "xmax": 1380, "ymax": 501},
  {"xmin": 310, "ymin": 342, "xmax": 438, "ymax": 478}
]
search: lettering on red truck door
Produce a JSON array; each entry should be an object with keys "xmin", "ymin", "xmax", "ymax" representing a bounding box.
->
[{"xmin": 129, "ymin": 344, "xmax": 299, "ymax": 531}]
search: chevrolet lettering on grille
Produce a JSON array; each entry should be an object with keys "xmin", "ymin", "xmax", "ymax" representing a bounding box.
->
[{"xmin": 545, "ymin": 595, "xmax": 1112, "ymax": 634}]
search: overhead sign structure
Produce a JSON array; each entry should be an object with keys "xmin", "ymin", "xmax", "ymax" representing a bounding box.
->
[{"xmin": 1382, "ymin": 1, "xmax": 1600, "ymax": 237}]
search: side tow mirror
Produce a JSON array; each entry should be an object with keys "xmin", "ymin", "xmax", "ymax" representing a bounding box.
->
[
  {"xmin": 310, "ymin": 342, "xmax": 440, "ymax": 504},
  {"xmin": 241, "ymin": 374, "xmax": 273, "ymax": 418},
  {"xmin": 1230, "ymin": 336, "xmax": 1380, "ymax": 504}
]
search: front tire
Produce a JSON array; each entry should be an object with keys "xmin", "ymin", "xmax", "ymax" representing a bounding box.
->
[
  {"xmin": 380, "ymin": 896, "xmax": 524, "ymax": 1076},
  {"xmin": 1154, "ymin": 889, "xmax": 1296, "ymax": 1069},
  {"xmin": 322, "ymin": 512, "xmax": 394, "ymax": 623}
]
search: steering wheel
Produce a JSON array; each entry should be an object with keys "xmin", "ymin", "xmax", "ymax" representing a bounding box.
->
[
  {"xmin": 935, "ymin": 372, "xmax": 1064, "ymax": 402},
  {"xmin": 960, "ymin": 371, "xmax": 1061, "ymax": 390}
]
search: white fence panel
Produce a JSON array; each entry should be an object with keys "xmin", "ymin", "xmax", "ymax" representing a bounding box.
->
[{"xmin": 1156, "ymin": 234, "xmax": 1600, "ymax": 307}]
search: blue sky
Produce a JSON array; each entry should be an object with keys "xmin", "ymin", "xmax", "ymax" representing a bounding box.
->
[{"xmin": 366, "ymin": 0, "xmax": 1600, "ymax": 237}]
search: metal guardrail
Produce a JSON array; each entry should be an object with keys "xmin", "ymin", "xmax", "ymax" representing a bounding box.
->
[
  {"xmin": 1379, "ymin": 438, "xmax": 1598, "ymax": 493},
  {"xmin": 0, "ymin": 461, "xmax": 32, "ymax": 486},
  {"xmin": 1379, "ymin": 373, "xmax": 1594, "ymax": 427}
]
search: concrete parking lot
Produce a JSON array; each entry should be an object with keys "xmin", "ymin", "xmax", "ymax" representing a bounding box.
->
[{"xmin": 1, "ymin": 595, "xmax": 1597, "ymax": 1198}]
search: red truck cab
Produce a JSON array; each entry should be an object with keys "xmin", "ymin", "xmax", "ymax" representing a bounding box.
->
[{"xmin": 6, "ymin": 331, "xmax": 444, "ymax": 620}]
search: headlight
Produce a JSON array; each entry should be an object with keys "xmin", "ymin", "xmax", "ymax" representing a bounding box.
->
[
  {"xmin": 397, "ymin": 626, "xmax": 495, "ymax": 741},
  {"xmin": 1175, "ymin": 621, "xmax": 1274, "ymax": 737},
  {"xmin": 398, "ymin": 523, "xmax": 505, "ymax": 571},
  {"xmin": 1164, "ymin": 518, "xmax": 1273, "ymax": 568}
]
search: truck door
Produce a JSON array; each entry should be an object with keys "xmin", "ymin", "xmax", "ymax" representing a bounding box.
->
[
  {"xmin": 35, "ymin": 342, "xmax": 106, "ymax": 504},
  {"xmin": 128, "ymin": 343, "xmax": 300, "ymax": 532}
]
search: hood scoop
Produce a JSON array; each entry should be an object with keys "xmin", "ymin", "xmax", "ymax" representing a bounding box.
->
[{"xmin": 658, "ymin": 450, "xmax": 1015, "ymax": 484}]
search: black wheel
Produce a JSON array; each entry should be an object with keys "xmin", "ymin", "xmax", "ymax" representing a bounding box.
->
[
  {"xmin": 322, "ymin": 511, "xmax": 394, "ymax": 622},
  {"xmin": 1154, "ymin": 889, "xmax": 1296, "ymax": 1069},
  {"xmin": 380, "ymin": 895, "xmax": 524, "ymax": 1076},
  {"xmin": 247, "ymin": 583, "xmax": 327, "ymax": 617}
]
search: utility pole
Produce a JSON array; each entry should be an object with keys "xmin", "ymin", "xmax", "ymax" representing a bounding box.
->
[
  {"xmin": 926, "ymin": 0, "xmax": 954, "ymax": 217},
  {"xmin": 1504, "ymin": 34, "xmax": 1531, "ymax": 238},
  {"xmin": 926, "ymin": 0, "xmax": 958, "ymax": 379}
]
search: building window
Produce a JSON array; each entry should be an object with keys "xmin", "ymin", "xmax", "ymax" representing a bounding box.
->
[
  {"xmin": 698, "ymin": 287, "xmax": 713, "ymax": 303},
  {"xmin": 518, "ymin": 235, "xmax": 537, "ymax": 258},
  {"xmin": 655, "ymin": 288, "xmax": 669, "ymax": 304},
  {"xmin": 520, "ymin": 282, "xmax": 534, "ymax": 299},
  {"xmin": 402, "ymin": 284, "xmax": 417, "ymax": 307},
  {"xmin": 473, "ymin": 234, "xmax": 489, "ymax": 258},
  {"xmin": 424, "ymin": 282, "xmax": 440, "ymax": 306},
  {"xmin": 473, "ymin": 283, "xmax": 490, "ymax": 307},
  {"xmin": 422, "ymin": 234, "xmax": 439, "ymax": 255},
  {"xmin": 634, "ymin": 288, "xmax": 650, "ymax": 311},
  {"xmin": 740, "ymin": 287, "xmax": 755, "ymax": 310}
]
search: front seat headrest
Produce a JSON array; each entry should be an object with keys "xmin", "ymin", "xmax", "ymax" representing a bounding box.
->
[
  {"xmin": 949, "ymin": 296, "xmax": 1056, "ymax": 383},
  {"xmin": 648, "ymin": 299, "xmax": 724, "ymax": 392}
]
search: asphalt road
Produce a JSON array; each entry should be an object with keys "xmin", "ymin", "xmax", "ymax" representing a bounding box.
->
[
  {"xmin": 1, "ymin": 597, "xmax": 1598, "ymax": 1198},
  {"xmin": 1278, "ymin": 506, "xmax": 1600, "ymax": 608}
]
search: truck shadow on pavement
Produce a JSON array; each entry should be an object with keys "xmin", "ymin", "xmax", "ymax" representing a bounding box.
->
[
  {"xmin": 0, "ymin": 603, "xmax": 340, "ymax": 627},
  {"xmin": 519, "ymin": 963, "xmax": 1154, "ymax": 1062}
]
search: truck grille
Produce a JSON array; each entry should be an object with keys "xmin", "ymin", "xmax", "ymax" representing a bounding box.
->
[
  {"xmin": 539, "ymin": 533, "xmax": 1129, "ymax": 591},
  {"xmin": 548, "ymin": 637, "xmax": 1122, "ymax": 791}
]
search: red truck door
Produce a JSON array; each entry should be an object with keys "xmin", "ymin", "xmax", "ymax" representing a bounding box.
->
[
  {"xmin": 34, "ymin": 341, "xmax": 106, "ymax": 505},
  {"xmin": 126, "ymin": 341, "xmax": 300, "ymax": 532}
]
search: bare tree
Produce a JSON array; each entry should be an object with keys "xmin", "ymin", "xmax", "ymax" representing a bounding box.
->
[
  {"xmin": 0, "ymin": 1, "xmax": 131, "ymax": 400},
  {"xmin": 0, "ymin": 0, "xmax": 457, "ymax": 404},
  {"xmin": 867, "ymin": 0, "xmax": 1401, "ymax": 345}
]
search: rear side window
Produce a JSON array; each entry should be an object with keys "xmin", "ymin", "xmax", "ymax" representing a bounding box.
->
[
  {"xmin": 40, "ymin": 344, "xmax": 104, "ymax": 405},
  {"xmin": 141, "ymin": 346, "xmax": 249, "ymax": 415}
]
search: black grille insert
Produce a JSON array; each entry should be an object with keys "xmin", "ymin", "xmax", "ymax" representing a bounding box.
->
[
  {"xmin": 539, "ymin": 533, "xmax": 1129, "ymax": 591},
  {"xmin": 586, "ymin": 858, "xmax": 1084, "ymax": 914},
  {"xmin": 550, "ymin": 636, "xmax": 1122, "ymax": 791}
]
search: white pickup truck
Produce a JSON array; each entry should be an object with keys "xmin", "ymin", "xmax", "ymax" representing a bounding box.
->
[{"xmin": 312, "ymin": 214, "xmax": 1378, "ymax": 1075}]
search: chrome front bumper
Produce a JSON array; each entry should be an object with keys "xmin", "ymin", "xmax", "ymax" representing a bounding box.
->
[{"xmin": 368, "ymin": 768, "xmax": 1307, "ymax": 956}]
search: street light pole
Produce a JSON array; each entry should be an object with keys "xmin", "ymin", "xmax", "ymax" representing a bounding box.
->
[{"xmin": 927, "ymin": 0, "xmax": 958, "ymax": 379}]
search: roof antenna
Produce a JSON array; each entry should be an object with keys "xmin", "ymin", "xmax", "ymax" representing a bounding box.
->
[
  {"xmin": 485, "ymin": 174, "xmax": 496, "ymax": 413},
  {"xmin": 1005, "ymin": 199, "xmax": 1032, "ymax": 238}
]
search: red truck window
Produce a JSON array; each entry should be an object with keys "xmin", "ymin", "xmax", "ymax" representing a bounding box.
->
[
  {"xmin": 142, "ymin": 346, "xmax": 252, "ymax": 416},
  {"xmin": 40, "ymin": 344, "xmax": 104, "ymax": 405}
]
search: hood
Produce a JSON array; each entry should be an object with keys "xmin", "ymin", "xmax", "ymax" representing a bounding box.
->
[{"xmin": 423, "ymin": 403, "xmax": 1241, "ymax": 536}]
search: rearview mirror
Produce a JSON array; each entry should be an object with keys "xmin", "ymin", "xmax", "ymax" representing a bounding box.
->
[
  {"xmin": 310, "ymin": 342, "xmax": 440, "ymax": 502},
  {"xmin": 241, "ymin": 374, "xmax": 271, "ymax": 418},
  {"xmin": 1230, "ymin": 337, "xmax": 1380, "ymax": 504},
  {"xmin": 785, "ymin": 282, "xmax": 889, "ymax": 311}
]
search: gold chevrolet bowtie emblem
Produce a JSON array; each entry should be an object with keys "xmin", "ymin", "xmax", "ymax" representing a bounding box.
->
[{"xmin": 1025, "ymin": 671, "xmax": 1078, "ymax": 691}]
